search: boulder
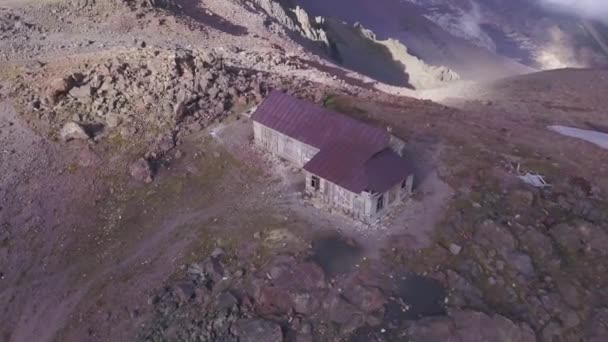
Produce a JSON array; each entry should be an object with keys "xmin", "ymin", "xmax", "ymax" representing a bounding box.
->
[
  {"xmin": 186, "ymin": 262, "xmax": 206, "ymax": 281},
  {"xmin": 290, "ymin": 292, "xmax": 320, "ymax": 315},
  {"xmin": 585, "ymin": 308, "xmax": 608, "ymax": 341},
  {"xmin": 129, "ymin": 158, "xmax": 153, "ymax": 183},
  {"xmin": 449, "ymin": 243, "xmax": 462, "ymax": 255},
  {"xmin": 69, "ymin": 84, "xmax": 93, "ymax": 101},
  {"xmin": 445, "ymin": 270, "xmax": 485, "ymax": 308},
  {"xmin": 508, "ymin": 189, "xmax": 535, "ymax": 207},
  {"xmin": 507, "ymin": 252, "xmax": 535, "ymax": 277},
  {"xmin": 268, "ymin": 259, "xmax": 326, "ymax": 291},
  {"xmin": 407, "ymin": 310, "xmax": 536, "ymax": 342},
  {"xmin": 173, "ymin": 282, "xmax": 195, "ymax": 303},
  {"xmin": 342, "ymin": 285, "xmax": 387, "ymax": 314},
  {"xmin": 105, "ymin": 114, "xmax": 123, "ymax": 128},
  {"xmin": 474, "ymin": 220, "xmax": 516, "ymax": 258},
  {"xmin": 199, "ymin": 50, "xmax": 218, "ymax": 66},
  {"xmin": 173, "ymin": 100, "xmax": 187, "ymax": 121},
  {"xmin": 216, "ymin": 291, "xmax": 238, "ymax": 311},
  {"xmin": 47, "ymin": 76, "xmax": 75, "ymax": 103},
  {"xmin": 211, "ymin": 247, "xmax": 225, "ymax": 258},
  {"xmin": 255, "ymin": 258, "xmax": 327, "ymax": 315},
  {"xmin": 551, "ymin": 221, "xmax": 608, "ymax": 258},
  {"xmin": 233, "ymin": 319, "xmax": 283, "ymax": 342},
  {"xmin": 77, "ymin": 145, "xmax": 101, "ymax": 167},
  {"xmin": 203, "ymin": 257, "xmax": 225, "ymax": 284},
  {"xmin": 326, "ymin": 295, "xmax": 365, "ymax": 333},
  {"xmin": 255, "ymin": 285, "xmax": 294, "ymax": 315},
  {"xmin": 60, "ymin": 122, "xmax": 90, "ymax": 142},
  {"xmin": 519, "ymin": 227, "xmax": 560, "ymax": 270},
  {"xmin": 146, "ymin": 134, "xmax": 175, "ymax": 159}
]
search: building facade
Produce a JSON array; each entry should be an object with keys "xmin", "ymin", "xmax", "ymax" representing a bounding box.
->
[
  {"xmin": 252, "ymin": 121, "xmax": 319, "ymax": 167},
  {"xmin": 252, "ymin": 91, "xmax": 414, "ymax": 223},
  {"xmin": 303, "ymin": 170, "xmax": 413, "ymax": 222}
]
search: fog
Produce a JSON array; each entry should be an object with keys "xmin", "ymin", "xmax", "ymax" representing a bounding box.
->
[{"xmin": 540, "ymin": 0, "xmax": 608, "ymax": 23}]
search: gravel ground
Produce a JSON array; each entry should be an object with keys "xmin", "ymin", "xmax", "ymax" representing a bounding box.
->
[{"xmin": 3, "ymin": 1, "xmax": 608, "ymax": 342}]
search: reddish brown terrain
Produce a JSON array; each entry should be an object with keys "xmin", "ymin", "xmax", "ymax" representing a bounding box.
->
[{"xmin": 2, "ymin": 1, "xmax": 608, "ymax": 342}]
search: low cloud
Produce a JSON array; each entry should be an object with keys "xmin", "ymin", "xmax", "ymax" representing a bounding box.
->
[{"xmin": 539, "ymin": 0, "xmax": 608, "ymax": 23}]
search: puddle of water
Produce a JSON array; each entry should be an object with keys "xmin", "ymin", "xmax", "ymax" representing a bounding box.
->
[
  {"xmin": 350, "ymin": 274, "xmax": 447, "ymax": 341},
  {"xmin": 310, "ymin": 234, "xmax": 363, "ymax": 278},
  {"xmin": 549, "ymin": 125, "xmax": 608, "ymax": 150},
  {"xmin": 386, "ymin": 274, "xmax": 447, "ymax": 322}
]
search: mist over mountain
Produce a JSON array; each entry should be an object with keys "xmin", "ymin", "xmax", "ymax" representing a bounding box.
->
[
  {"xmin": 295, "ymin": 0, "xmax": 608, "ymax": 81},
  {"xmin": 540, "ymin": 0, "xmax": 608, "ymax": 23}
]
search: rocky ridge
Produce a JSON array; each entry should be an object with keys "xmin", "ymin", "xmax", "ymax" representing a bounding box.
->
[
  {"xmin": 0, "ymin": 9, "xmax": 44, "ymax": 41},
  {"xmin": 8, "ymin": 43, "xmax": 355, "ymax": 182},
  {"xmin": 20, "ymin": 49, "xmax": 293, "ymax": 133},
  {"xmin": 245, "ymin": 0, "xmax": 459, "ymax": 89},
  {"xmin": 139, "ymin": 248, "xmax": 535, "ymax": 342}
]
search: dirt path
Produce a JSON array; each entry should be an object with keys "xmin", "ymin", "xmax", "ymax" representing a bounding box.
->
[
  {"xmin": 0, "ymin": 98, "xmax": 240, "ymax": 341},
  {"xmin": 0, "ymin": 99, "xmax": 78, "ymax": 341},
  {"xmin": 1, "ymin": 97, "xmax": 312, "ymax": 341}
]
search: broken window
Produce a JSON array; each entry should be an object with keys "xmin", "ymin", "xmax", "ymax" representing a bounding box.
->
[
  {"xmin": 376, "ymin": 194, "xmax": 384, "ymax": 212},
  {"xmin": 311, "ymin": 175, "xmax": 320, "ymax": 191}
]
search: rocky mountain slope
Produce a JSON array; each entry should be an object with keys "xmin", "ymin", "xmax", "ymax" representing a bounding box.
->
[
  {"xmin": 240, "ymin": 0, "xmax": 460, "ymax": 89},
  {"xmin": 403, "ymin": 0, "xmax": 608, "ymax": 69},
  {"xmin": 3, "ymin": 1, "xmax": 608, "ymax": 342},
  {"xmin": 295, "ymin": 0, "xmax": 608, "ymax": 79}
]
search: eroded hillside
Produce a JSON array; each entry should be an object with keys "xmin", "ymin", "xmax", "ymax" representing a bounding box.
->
[{"xmin": 2, "ymin": 1, "xmax": 608, "ymax": 342}]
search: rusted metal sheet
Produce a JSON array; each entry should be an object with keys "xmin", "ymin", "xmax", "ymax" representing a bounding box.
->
[
  {"xmin": 251, "ymin": 91, "xmax": 389, "ymax": 151},
  {"xmin": 303, "ymin": 143, "xmax": 373, "ymax": 194},
  {"xmin": 304, "ymin": 144, "xmax": 412, "ymax": 194},
  {"xmin": 364, "ymin": 148, "xmax": 413, "ymax": 193},
  {"xmin": 253, "ymin": 91, "xmax": 412, "ymax": 194}
]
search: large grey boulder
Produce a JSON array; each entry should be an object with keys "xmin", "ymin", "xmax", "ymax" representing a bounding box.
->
[
  {"xmin": 60, "ymin": 122, "xmax": 90, "ymax": 142},
  {"xmin": 129, "ymin": 158, "xmax": 153, "ymax": 183},
  {"xmin": 69, "ymin": 84, "xmax": 93, "ymax": 101},
  {"xmin": 407, "ymin": 310, "xmax": 537, "ymax": 342},
  {"xmin": 47, "ymin": 76, "xmax": 75, "ymax": 104},
  {"xmin": 232, "ymin": 319, "xmax": 283, "ymax": 342}
]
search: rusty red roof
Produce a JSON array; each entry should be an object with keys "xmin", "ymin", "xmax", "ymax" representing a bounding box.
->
[
  {"xmin": 253, "ymin": 91, "xmax": 412, "ymax": 194},
  {"xmin": 304, "ymin": 145, "xmax": 412, "ymax": 194},
  {"xmin": 364, "ymin": 148, "xmax": 413, "ymax": 193},
  {"xmin": 252, "ymin": 91, "xmax": 389, "ymax": 151}
]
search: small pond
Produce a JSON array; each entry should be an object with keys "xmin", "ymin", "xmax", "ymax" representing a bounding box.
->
[{"xmin": 310, "ymin": 234, "xmax": 363, "ymax": 277}]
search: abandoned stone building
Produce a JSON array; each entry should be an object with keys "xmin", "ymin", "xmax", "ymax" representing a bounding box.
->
[{"xmin": 251, "ymin": 91, "xmax": 414, "ymax": 223}]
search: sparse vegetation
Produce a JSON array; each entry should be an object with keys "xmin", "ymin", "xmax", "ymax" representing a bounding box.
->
[{"xmin": 2, "ymin": 0, "xmax": 608, "ymax": 341}]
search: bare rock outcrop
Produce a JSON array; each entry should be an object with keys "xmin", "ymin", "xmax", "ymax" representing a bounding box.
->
[
  {"xmin": 245, "ymin": 0, "xmax": 458, "ymax": 89},
  {"xmin": 407, "ymin": 310, "xmax": 537, "ymax": 342},
  {"xmin": 245, "ymin": 0, "xmax": 330, "ymax": 45},
  {"xmin": 0, "ymin": 9, "xmax": 43, "ymax": 41},
  {"xmin": 47, "ymin": 76, "xmax": 75, "ymax": 104},
  {"xmin": 60, "ymin": 122, "xmax": 90, "ymax": 142},
  {"xmin": 129, "ymin": 158, "xmax": 153, "ymax": 183},
  {"xmin": 354, "ymin": 19, "xmax": 460, "ymax": 88},
  {"xmin": 33, "ymin": 48, "xmax": 273, "ymax": 144},
  {"xmin": 69, "ymin": 0, "xmax": 180, "ymax": 12},
  {"xmin": 233, "ymin": 319, "xmax": 283, "ymax": 342}
]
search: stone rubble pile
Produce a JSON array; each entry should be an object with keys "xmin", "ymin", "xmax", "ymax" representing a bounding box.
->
[
  {"xmin": 43, "ymin": 48, "xmax": 269, "ymax": 138},
  {"xmin": 0, "ymin": 9, "xmax": 44, "ymax": 40},
  {"xmin": 138, "ymin": 247, "xmax": 536, "ymax": 342}
]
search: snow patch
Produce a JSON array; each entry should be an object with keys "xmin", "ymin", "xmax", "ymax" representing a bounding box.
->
[{"xmin": 549, "ymin": 125, "xmax": 608, "ymax": 150}]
